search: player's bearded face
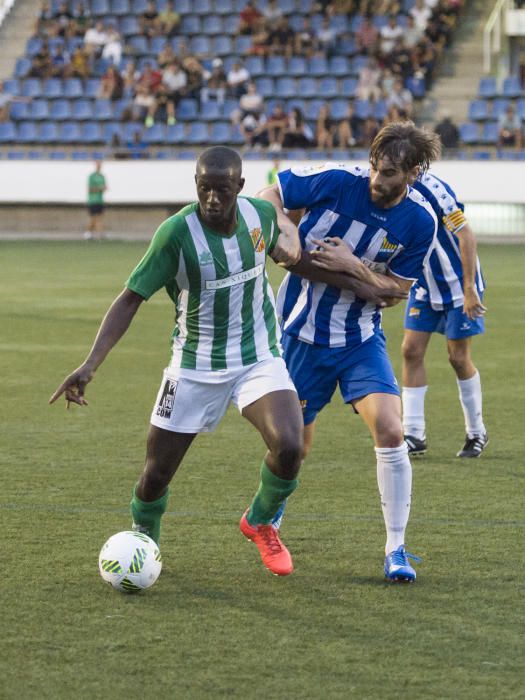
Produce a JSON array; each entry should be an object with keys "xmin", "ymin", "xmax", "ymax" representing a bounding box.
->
[
  {"xmin": 196, "ymin": 170, "xmax": 243, "ymax": 229},
  {"xmin": 369, "ymin": 157, "xmax": 409, "ymax": 209}
]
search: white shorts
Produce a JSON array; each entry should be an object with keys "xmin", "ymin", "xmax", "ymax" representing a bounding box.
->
[{"xmin": 150, "ymin": 356, "xmax": 296, "ymax": 434}]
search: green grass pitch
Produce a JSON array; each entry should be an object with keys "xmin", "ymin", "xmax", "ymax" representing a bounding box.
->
[{"xmin": 1, "ymin": 241, "xmax": 523, "ymax": 699}]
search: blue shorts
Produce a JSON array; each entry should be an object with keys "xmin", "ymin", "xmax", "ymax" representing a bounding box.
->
[
  {"xmin": 281, "ymin": 332, "xmax": 399, "ymax": 425},
  {"xmin": 404, "ymin": 286, "xmax": 485, "ymax": 340}
]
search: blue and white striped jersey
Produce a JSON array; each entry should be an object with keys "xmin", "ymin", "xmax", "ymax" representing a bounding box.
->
[
  {"xmin": 412, "ymin": 173, "xmax": 485, "ymax": 310},
  {"xmin": 276, "ymin": 164, "xmax": 438, "ymax": 348}
]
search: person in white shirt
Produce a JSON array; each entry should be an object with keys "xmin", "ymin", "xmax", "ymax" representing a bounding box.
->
[
  {"xmin": 380, "ymin": 15, "xmax": 404, "ymax": 55},
  {"xmin": 410, "ymin": 0, "xmax": 432, "ymax": 31},
  {"xmin": 84, "ymin": 20, "xmax": 108, "ymax": 56},
  {"xmin": 227, "ymin": 60, "xmax": 251, "ymax": 98}
]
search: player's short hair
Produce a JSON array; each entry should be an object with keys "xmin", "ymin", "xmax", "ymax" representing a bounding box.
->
[
  {"xmin": 369, "ymin": 121, "xmax": 441, "ymax": 173},
  {"xmin": 197, "ymin": 146, "xmax": 242, "ymax": 175}
]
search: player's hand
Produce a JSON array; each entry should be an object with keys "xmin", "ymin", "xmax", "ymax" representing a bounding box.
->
[
  {"xmin": 49, "ymin": 364, "xmax": 94, "ymax": 408},
  {"xmin": 272, "ymin": 219, "xmax": 302, "ymax": 267},
  {"xmin": 463, "ymin": 287, "xmax": 487, "ymax": 319},
  {"xmin": 310, "ymin": 237, "xmax": 361, "ymax": 275}
]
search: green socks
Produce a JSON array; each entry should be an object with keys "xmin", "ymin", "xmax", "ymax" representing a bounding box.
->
[
  {"xmin": 130, "ymin": 484, "xmax": 169, "ymax": 545},
  {"xmin": 247, "ymin": 462, "xmax": 298, "ymax": 526}
]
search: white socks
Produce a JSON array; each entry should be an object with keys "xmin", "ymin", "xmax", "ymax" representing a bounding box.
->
[
  {"xmin": 457, "ymin": 371, "xmax": 485, "ymax": 438},
  {"xmin": 402, "ymin": 386, "xmax": 428, "ymax": 439},
  {"xmin": 375, "ymin": 444, "xmax": 412, "ymax": 554}
]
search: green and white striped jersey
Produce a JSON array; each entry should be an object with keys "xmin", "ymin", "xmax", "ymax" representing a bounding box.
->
[{"xmin": 126, "ymin": 196, "xmax": 282, "ymax": 371}]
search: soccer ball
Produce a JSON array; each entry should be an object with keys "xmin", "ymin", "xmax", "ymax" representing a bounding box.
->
[{"xmin": 98, "ymin": 530, "xmax": 162, "ymax": 593}]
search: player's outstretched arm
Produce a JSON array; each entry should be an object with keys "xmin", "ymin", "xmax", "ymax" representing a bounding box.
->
[
  {"xmin": 257, "ymin": 184, "xmax": 301, "ymax": 266},
  {"xmin": 49, "ymin": 288, "xmax": 144, "ymax": 407},
  {"xmin": 456, "ymin": 222, "xmax": 487, "ymax": 319}
]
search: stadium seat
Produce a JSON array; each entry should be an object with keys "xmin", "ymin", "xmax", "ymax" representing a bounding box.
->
[
  {"xmin": 502, "ymin": 76, "xmax": 522, "ymax": 98},
  {"xmin": 130, "ymin": 0, "xmax": 147, "ymax": 11},
  {"xmin": 151, "ymin": 36, "xmax": 168, "ymax": 55},
  {"xmin": 222, "ymin": 98, "xmax": 238, "ymax": 120},
  {"xmin": 275, "ymin": 77, "xmax": 297, "ymax": 99},
  {"xmin": 0, "ymin": 122, "xmax": 17, "ymax": 143},
  {"xmin": 21, "ymin": 79, "xmax": 42, "ymax": 98},
  {"xmin": 304, "ymin": 99, "xmax": 324, "ymax": 120},
  {"xmin": 128, "ymin": 36, "xmax": 149, "ymax": 55},
  {"xmin": 319, "ymin": 77, "xmax": 338, "ymax": 98},
  {"xmin": 354, "ymin": 99, "xmax": 372, "ymax": 120},
  {"xmin": 330, "ymin": 14, "xmax": 348, "ymax": 32},
  {"xmin": 50, "ymin": 99, "xmax": 72, "ymax": 121},
  {"xmin": 103, "ymin": 121, "xmax": 124, "ymax": 143},
  {"xmin": 59, "ymin": 121, "xmax": 82, "ymax": 143},
  {"xmin": 200, "ymin": 101, "xmax": 222, "ymax": 121},
  {"xmin": 84, "ymin": 78, "xmax": 101, "ymax": 99},
  {"xmin": 233, "ymin": 36, "xmax": 252, "ymax": 54},
  {"xmin": 229, "ymin": 124, "xmax": 244, "ymax": 145},
  {"xmin": 256, "ymin": 77, "xmax": 275, "ymax": 98},
  {"xmin": 330, "ymin": 99, "xmax": 348, "ymax": 121},
  {"xmin": 40, "ymin": 122, "xmax": 59, "ymax": 143},
  {"xmin": 405, "ymin": 76, "xmax": 426, "ymax": 98},
  {"xmin": 142, "ymin": 123, "xmax": 166, "ymax": 144},
  {"xmin": 287, "ymin": 56, "xmax": 307, "ymax": 77},
  {"xmin": 478, "ymin": 76, "xmax": 497, "ymax": 99},
  {"xmin": 208, "ymin": 122, "xmax": 231, "ymax": 144},
  {"xmin": 308, "ymin": 56, "xmax": 329, "ymax": 77},
  {"xmin": 63, "ymin": 79, "xmax": 84, "ymax": 98},
  {"xmin": 492, "ymin": 98, "xmax": 510, "ymax": 119},
  {"xmin": 120, "ymin": 16, "xmax": 139, "ymax": 34},
  {"xmin": 111, "ymin": 0, "xmax": 130, "ymax": 15},
  {"xmin": 193, "ymin": 0, "xmax": 212, "ymax": 14},
  {"xmin": 215, "ymin": 0, "xmax": 233, "ymax": 13},
  {"xmin": 213, "ymin": 35, "xmax": 233, "ymax": 56},
  {"xmin": 181, "ymin": 15, "xmax": 202, "ymax": 35},
  {"xmin": 297, "ymin": 77, "xmax": 317, "ymax": 98},
  {"xmin": 480, "ymin": 122, "xmax": 499, "ymax": 145},
  {"xmin": 337, "ymin": 37, "xmax": 357, "ymax": 56},
  {"xmin": 287, "ymin": 98, "xmax": 306, "ymax": 113},
  {"xmin": 122, "ymin": 122, "xmax": 144, "ymax": 142},
  {"xmin": 186, "ymin": 122, "xmax": 210, "ymax": 144},
  {"xmin": 42, "ymin": 78, "xmax": 63, "ymax": 98},
  {"xmin": 30, "ymin": 99, "xmax": 50, "ymax": 121},
  {"xmin": 3, "ymin": 79, "xmax": 20, "ymax": 94},
  {"xmin": 350, "ymin": 13, "xmax": 364, "ymax": 31},
  {"xmin": 72, "ymin": 99, "xmax": 94, "ymax": 120},
  {"xmin": 516, "ymin": 98, "xmax": 525, "ymax": 119},
  {"xmin": 201, "ymin": 15, "xmax": 223, "ymax": 35},
  {"xmin": 17, "ymin": 121, "xmax": 38, "ymax": 143},
  {"xmin": 91, "ymin": 0, "xmax": 110, "ymax": 15},
  {"xmin": 72, "ymin": 150, "xmax": 92, "ymax": 160},
  {"xmin": 374, "ymin": 99, "xmax": 388, "ymax": 121},
  {"xmin": 190, "ymin": 36, "xmax": 211, "ymax": 56},
  {"xmin": 94, "ymin": 99, "xmax": 113, "ymax": 120},
  {"xmin": 245, "ymin": 55, "xmax": 265, "ymax": 77},
  {"xmin": 177, "ymin": 98, "xmax": 198, "ymax": 121},
  {"xmin": 9, "ymin": 102, "xmax": 29, "ymax": 120},
  {"xmin": 14, "ymin": 58, "xmax": 31, "ymax": 78},
  {"xmin": 351, "ymin": 55, "xmax": 369, "ymax": 74},
  {"xmin": 165, "ymin": 123, "xmax": 185, "ymax": 144},
  {"xmin": 329, "ymin": 56, "xmax": 350, "ymax": 77},
  {"xmin": 83, "ymin": 122, "xmax": 104, "ymax": 143},
  {"xmin": 341, "ymin": 77, "xmax": 358, "ymax": 98},
  {"xmin": 468, "ymin": 99, "xmax": 489, "ymax": 121},
  {"xmin": 49, "ymin": 150, "xmax": 67, "ymax": 159},
  {"xmin": 26, "ymin": 36, "xmax": 43, "ymax": 57},
  {"xmin": 459, "ymin": 122, "xmax": 479, "ymax": 145},
  {"xmin": 267, "ymin": 56, "xmax": 287, "ymax": 76}
]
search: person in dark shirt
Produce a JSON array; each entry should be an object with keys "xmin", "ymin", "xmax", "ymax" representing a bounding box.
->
[{"xmin": 434, "ymin": 111, "xmax": 459, "ymax": 149}]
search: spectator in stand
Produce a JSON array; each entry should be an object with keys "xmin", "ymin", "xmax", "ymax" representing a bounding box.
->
[
  {"xmin": 316, "ymin": 103, "xmax": 338, "ymax": 149},
  {"xmin": 424, "ymin": 18, "xmax": 447, "ymax": 52},
  {"xmin": 268, "ymin": 17, "xmax": 296, "ymax": 57},
  {"xmin": 201, "ymin": 58, "xmax": 227, "ymax": 105},
  {"xmin": 498, "ymin": 103, "xmax": 522, "ymax": 149},
  {"xmin": 70, "ymin": 46, "xmax": 91, "ymax": 78},
  {"xmin": 356, "ymin": 55, "xmax": 382, "ymax": 101},
  {"xmin": 360, "ymin": 114, "xmax": 380, "ymax": 146},
  {"xmin": 410, "ymin": 0, "xmax": 432, "ymax": 31},
  {"xmin": 52, "ymin": 1, "xmax": 73, "ymax": 38},
  {"xmin": 355, "ymin": 15, "xmax": 379, "ymax": 55},
  {"xmin": 237, "ymin": 0, "xmax": 264, "ymax": 35},
  {"xmin": 337, "ymin": 100, "xmax": 360, "ymax": 147},
  {"xmin": 147, "ymin": 59, "xmax": 186, "ymax": 126},
  {"xmin": 380, "ymin": 15, "xmax": 403, "ymax": 56},
  {"xmin": 434, "ymin": 110, "xmax": 459, "ymax": 149},
  {"xmin": 261, "ymin": 102, "xmax": 288, "ymax": 150},
  {"xmin": 183, "ymin": 56, "xmax": 207, "ymax": 102},
  {"xmin": 389, "ymin": 37, "xmax": 412, "ymax": 80},
  {"xmin": 49, "ymin": 45, "xmax": 71, "ymax": 78},
  {"xmin": 35, "ymin": 1, "xmax": 54, "ymax": 37},
  {"xmin": 283, "ymin": 107, "xmax": 315, "ymax": 149},
  {"xmin": 0, "ymin": 81, "xmax": 30, "ymax": 122},
  {"xmin": 382, "ymin": 104, "xmax": 406, "ymax": 126},
  {"xmin": 227, "ymin": 60, "xmax": 251, "ymax": 98},
  {"xmin": 294, "ymin": 17, "xmax": 316, "ymax": 58},
  {"xmin": 262, "ymin": 0, "xmax": 283, "ymax": 29},
  {"xmin": 98, "ymin": 64, "xmax": 124, "ymax": 100},
  {"xmin": 158, "ymin": 0, "xmax": 180, "ymax": 38},
  {"xmin": 386, "ymin": 78, "xmax": 414, "ymax": 116},
  {"xmin": 239, "ymin": 111, "xmax": 268, "ymax": 148},
  {"xmin": 316, "ymin": 17, "xmax": 338, "ymax": 56},
  {"xmin": 233, "ymin": 80, "xmax": 264, "ymax": 124},
  {"xmin": 29, "ymin": 39, "xmax": 53, "ymax": 79},
  {"xmin": 102, "ymin": 25, "xmax": 123, "ymax": 66},
  {"xmin": 121, "ymin": 60, "xmax": 140, "ymax": 94},
  {"xmin": 403, "ymin": 14, "xmax": 424, "ymax": 50},
  {"xmin": 72, "ymin": 2, "xmax": 92, "ymax": 38},
  {"xmin": 157, "ymin": 43, "xmax": 176, "ymax": 70},
  {"xmin": 380, "ymin": 67, "xmax": 396, "ymax": 96},
  {"xmin": 138, "ymin": 61, "xmax": 162, "ymax": 94},
  {"xmin": 140, "ymin": 1, "xmax": 160, "ymax": 38},
  {"xmin": 122, "ymin": 83, "xmax": 156, "ymax": 123},
  {"xmin": 84, "ymin": 20, "xmax": 108, "ymax": 58}
]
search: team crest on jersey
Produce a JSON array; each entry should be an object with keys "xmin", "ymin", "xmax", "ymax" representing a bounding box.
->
[
  {"xmin": 250, "ymin": 227, "xmax": 265, "ymax": 252},
  {"xmin": 379, "ymin": 236, "xmax": 398, "ymax": 254},
  {"xmin": 199, "ymin": 250, "xmax": 213, "ymax": 266},
  {"xmin": 409, "ymin": 307, "xmax": 420, "ymax": 317}
]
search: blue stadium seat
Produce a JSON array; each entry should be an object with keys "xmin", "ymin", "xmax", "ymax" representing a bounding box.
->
[
  {"xmin": 330, "ymin": 14, "xmax": 348, "ymax": 32},
  {"xmin": 337, "ymin": 37, "xmax": 357, "ymax": 56},
  {"xmin": 94, "ymin": 99, "xmax": 113, "ymax": 120},
  {"xmin": 350, "ymin": 14, "xmax": 364, "ymax": 31},
  {"xmin": 21, "ymin": 79, "xmax": 42, "ymax": 98},
  {"xmin": 0, "ymin": 122, "xmax": 16, "ymax": 143},
  {"xmin": 478, "ymin": 76, "xmax": 497, "ymax": 99},
  {"xmin": 341, "ymin": 77, "xmax": 358, "ymax": 98},
  {"xmin": 60, "ymin": 121, "xmax": 82, "ymax": 142},
  {"xmin": 123, "ymin": 122, "xmax": 143, "ymax": 141},
  {"xmin": 202, "ymin": 15, "xmax": 223, "ymax": 35},
  {"xmin": 492, "ymin": 98, "xmax": 510, "ymax": 119},
  {"xmin": 177, "ymin": 98, "xmax": 198, "ymax": 121},
  {"xmin": 372, "ymin": 15, "xmax": 388, "ymax": 29},
  {"xmin": 516, "ymin": 98, "xmax": 525, "ymax": 119},
  {"xmin": 351, "ymin": 55, "xmax": 369, "ymax": 74},
  {"xmin": 222, "ymin": 98, "xmax": 238, "ymax": 120},
  {"xmin": 330, "ymin": 99, "xmax": 348, "ymax": 121},
  {"xmin": 234, "ymin": 35, "xmax": 252, "ymax": 54},
  {"xmin": 166, "ymin": 123, "xmax": 185, "ymax": 144},
  {"xmin": 304, "ymin": 99, "xmax": 324, "ymax": 120},
  {"xmin": 229, "ymin": 124, "xmax": 244, "ymax": 145},
  {"xmin": 468, "ymin": 99, "xmax": 489, "ymax": 121},
  {"xmin": 192, "ymin": 0, "xmax": 212, "ymax": 14},
  {"xmin": 42, "ymin": 78, "xmax": 63, "ymax": 98},
  {"xmin": 30, "ymin": 99, "xmax": 50, "ymax": 120},
  {"xmin": 502, "ymin": 76, "xmax": 521, "ymax": 98},
  {"xmin": 14, "ymin": 58, "xmax": 31, "ymax": 78},
  {"xmin": 480, "ymin": 122, "xmax": 499, "ymax": 145},
  {"xmin": 113, "ymin": 99, "xmax": 130, "ymax": 120},
  {"xmin": 130, "ymin": 0, "xmax": 147, "ymax": 11},
  {"xmin": 3, "ymin": 79, "xmax": 20, "ymax": 94},
  {"xmin": 354, "ymin": 99, "xmax": 372, "ymax": 120},
  {"xmin": 287, "ymin": 56, "xmax": 306, "ymax": 77},
  {"xmin": 49, "ymin": 150, "xmax": 67, "ymax": 159},
  {"xmin": 50, "ymin": 99, "xmax": 72, "ymax": 120},
  {"xmin": 91, "ymin": 0, "xmax": 110, "ymax": 15},
  {"xmin": 245, "ymin": 55, "xmax": 265, "ymax": 76},
  {"xmin": 128, "ymin": 35, "xmax": 149, "ymax": 55},
  {"xmin": 151, "ymin": 36, "xmax": 168, "ymax": 54},
  {"xmin": 256, "ymin": 77, "xmax": 275, "ymax": 98},
  {"xmin": 9, "ymin": 102, "xmax": 29, "ymax": 120},
  {"xmin": 181, "ymin": 15, "xmax": 202, "ymax": 35},
  {"xmin": 308, "ymin": 56, "xmax": 328, "ymax": 77},
  {"xmin": 405, "ymin": 76, "xmax": 425, "ymax": 98},
  {"xmin": 319, "ymin": 77, "xmax": 338, "ymax": 98},
  {"xmin": 329, "ymin": 56, "xmax": 350, "ymax": 77},
  {"xmin": 103, "ymin": 121, "xmax": 124, "ymax": 143},
  {"xmin": 63, "ymin": 79, "xmax": 84, "ymax": 98},
  {"xmin": 374, "ymin": 99, "xmax": 388, "ymax": 121},
  {"xmin": 186, "ymin": 122, "xmax": 209, "ymax": 144},
  {"xmin": 297, "ymin": 77, "xmax": 317, "ymax": 98},
  {"xmin": 120, "ymin": 16, "xmax": 139, "ymax": 35},
  {"xmin": 72, "ymin": 99, "xmax": 94, "ymax": 120},
  {"xmin": 213, "ymin": 35, "xmax": 233, "ymax": 56},
  {"xmin": 111, "ymin": 0, "xmax": 130, "ymax": 15},
  {"xmin": 84, "ymin": 78, "xmax": 101, "ymax": 98},
  {"xmin": 200, "ymin": 101, "xmax": 222, "ymax": 121},
  {"xmin": 81, "ymin": 122, "xmax": 103, "ymax": 143},
  {"xmin": 17, "ymin": 121, "xmax": 38, "ymax": 143},
  {"xmin": 215, "ymin": 0, "xmax": 233, "ymax": 13},
  {"xmin": 287, "ymin": 98, "xmax": 306, "ymax": 113},
  {"xmin": 72, "ymin": 151, "xmax": 92, "ymax": 160},
  {"xmin": 288, "ymin": 13, "xmax": 304, "ymax": 32},
  {"xmin": 40, "ymin": 122, "xmax": 59, "ymax": 143},
  {"xmin": 266, "ymin": 56, "xmax": 286, "ymax": 76},
  {"xmin": 275, "ymin": 77, "xmax": 297, "ymax": 99},
  {"xmin": 459, "ymin": 122, "xmax": 479, "ymax": 145},
  {"xmin": 142, "ymin": 123, "xmax": 166, "ymax": 144},
  {"xmin": 26, "ymin": 36, "xmax": 43, "ymax": 57},
  {"xmin": 190, "ymin": 36, "xmax": 211, "ymax": 55}
]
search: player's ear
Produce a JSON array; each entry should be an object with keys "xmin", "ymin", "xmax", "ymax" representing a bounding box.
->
[
  {"xmin": 407, "ymin": 165, "xmax": 419, "ymax": 185},
  {"xmin": 237, "ymin": 177, "xmax": 245, "ymax": 193}
]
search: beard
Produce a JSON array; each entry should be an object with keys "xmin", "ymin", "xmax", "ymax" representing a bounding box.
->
[{"xmin": 369, "ymin": 182, "xmax": 406, "ymax": 209}]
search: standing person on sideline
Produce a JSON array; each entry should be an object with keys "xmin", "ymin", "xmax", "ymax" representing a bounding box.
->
[
  {"xmin": 266, "ymin": 157, "xmax": 280, "ymax": 185},
  {"xmin": 401, "ymin": 171, "xmax": 487, "ymax": 458},
  {"xmin": 258, "ymin": 122, "xmax": 441, "ymax": 582},
  {"xmin": 50, "ymin": 147, "xmax": 305, "ymax": 577},
  {"xmin": 84, "ymin": 161, "xmax": 107, "ymax": 240}
]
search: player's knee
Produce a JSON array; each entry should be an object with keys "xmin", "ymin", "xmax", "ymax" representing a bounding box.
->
[
  {"xmin": 401, "ymin": 337, "xmax": 425, "ymax": 364},
  {"xmin": 448, "ymin": 348, "xmax": 469, "ymax": 373},
  {"xmin": 374, "ymin": 423, "xmax": 404, "ymax": 448},
  {"xmin": 271, "ymin": 431, "xmax": 303, "ymax": 474}
]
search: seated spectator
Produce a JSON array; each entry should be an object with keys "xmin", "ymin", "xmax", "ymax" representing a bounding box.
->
[
  {"xmin": 121, "ymin": 60, "xmax": 140, "ymax": 94},
  {"xmin": 316, "ymin": 103, "xmax": 338, "ymax": 149},
  {"xmin": 29, "ymin": 40, "xmax": 53, "ymax": 79},
  {"xmin": 382, "ymin": 104, "xmax": 407, "ymax": 126},
  {"xmin": 410, "ymin": 0, "xmax": 432, "ymax": 31},
  {"xmin": 356, "ymin": 55, "xmax": 382, "ymax": 101},
  {"xmin": 51, "ymin": 45, "xmax": 71, "ymax": 78},
  {"xmin": 158, "ymin": 0, "xmax": 180, "ymax": 38},
  {"xmin": 183, "ymin": 55, "xmax": 207, "ymax": 102},
  {"xmin": 99, "ymin": 65, "xmax": 124, "ymax": 100},
  {"xmin": 70, "ymin": 46, "xmax": 91, "ymax": 78},
  {"xmin": 139, "ymin": 1, "xmax": 160, "ymax": 38},
  {"xmin": 283, "ymin": 107, "xmax": 315, "ymax": 148},
  {"xmin": 380, "ymin": 67, "xmax": 396, "ymax": 96},
  {"xmin": 227, "ymin": 60, "xmax": 251, "ymax": 98},
  {"xmin": 138, "ymin": 61, "xmax": 162, "ymax": 93},
  {"xmin": 71, "ymin": 2, "xmax": 92, "ymax": 38},
  {"xmin": 268, "ymin": 17, "xmax": 296, "ymax": 57},
  {"xmin": 0, "ymin": 80, "xmax": 30, "ymax": 122},
  {"xmin": 294, "ymin": 17, "xmax": 316, "ymax": 58},
  {"xmin": 149, "ymin": 59, "xmax": 186, "ymax": 125},
  {"xmin": 389, "ymin": 37, "xmax": 412, "ymax": 80},
  {"xmin": 261, "ymin": 102, "xmax": 288, "ymax": 150},
  {"xmin": 337, "ymin": 100, "xmax": 359, "ymax": 147},
  {"xmin": 102, "ymin": 25, "xmax": 123, "ymax": 66},
  {"xmin": 122, "ymin": 84, "xmax": 156, "ymax": 123},
  {"xmin": 360, "ymin": 115, "xmax": 380, "ymax": 146},
  {"xmin": 249, "ymin": 25, "xmax": 272, "ymax": 56},
  {"xmin": 84, "ymin": 20, "xmax": 108, "ymax": 57},
  {"xmin": 379, "ymin": 15, "xmax": 403, "ymax": 56},
  {"xmin": 239, "ymin": 111, "xmax": 268, "ymax": 148},
  {"xmin": 35, "ymin": 1, "xmax": 54, "ymax": 37},
  {"xmin": 498, "ymin": 103, "xmax": 522, "ymax": 148},
  {"xmin": 237, "ymin": 0, "xmax": 263, "ymax": 35},
  {"xmin": 403, "ymin": 14, "xmax": 424, "ymax": 50},
  {"xmin": 262, "ymin": 0, "xmax": 283, "ymax": 29},
  {"xmin": 316, "ymin": 17, "xmax": 337, "ymax": 56},
  {"xmin": 52, "ymin": 1, "xmax": 73, "ymax": 38},
  {"xmin": 157, "ymin": 43, "xmax": 176, "ymax": 70},
  {"xmin": 355, "ymin": 15, "xmax": 379, "ymax": 55},
  {"xmin": 201, "ymin": 58, "xmax": 227, "ymax": 104},
  {"xmin": 434, "ymin": 110, "xmax": 459, "ymax": 149},
  {"xmin": 232, "ymin": 80, "xmax": 264, "ymax": 123},
  {"xmin": 385, "ymin": 78, "xmax": 413, "ymax": 116}
]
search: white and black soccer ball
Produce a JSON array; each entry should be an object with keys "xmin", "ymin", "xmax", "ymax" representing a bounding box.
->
[{"xmin": 98, "ymin": 531, "xmax": 162, "ymax": 593}]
